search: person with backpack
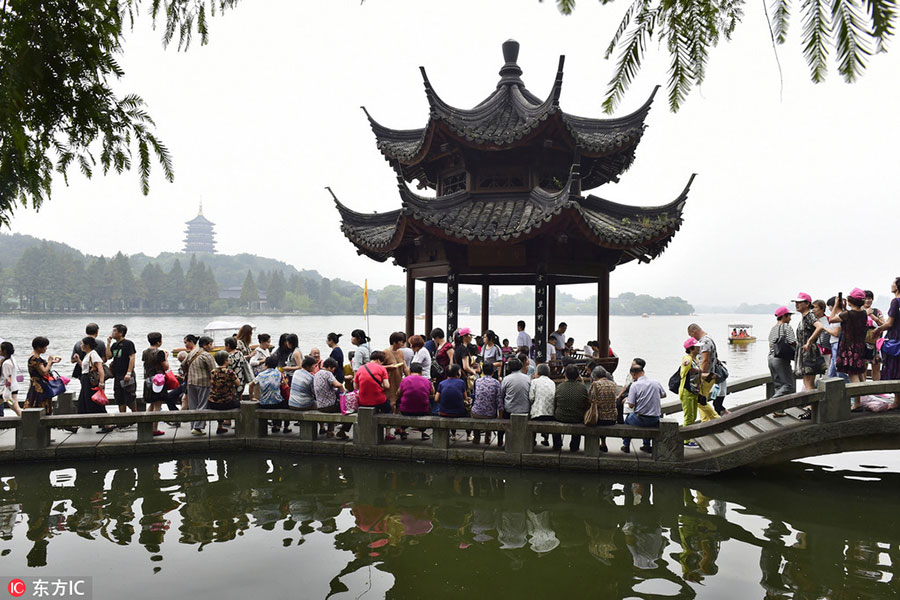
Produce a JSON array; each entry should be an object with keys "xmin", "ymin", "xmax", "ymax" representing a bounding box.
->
[
  {"xmin": 677, "ymin": 338, "xmax": 718, "ymax": 447},
  {"xmin": 767, "ymin": 307, "xmax": 797, "ymax": 407},
  {"xmin": 688, "ymin": 323, "xmax": 728, "ymax": 415}
]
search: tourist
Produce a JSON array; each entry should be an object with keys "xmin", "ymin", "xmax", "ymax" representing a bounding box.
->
[
  {"xmin": 454, "ymin": 328, "xmax": 477, "ymax": 380},
  {"xmin": 142, "ymin": 332, "xmax": 164, "ymax": 402},
  {"xmin": 313, "ymin": 357, "xmax": 349, "ymax": 438},
  {"xmin": 396, "ymin": 362, "xmax": 433, "ymax": 439},
  {"xmin": 384, "ymin": 332, "xmax": 410, "ymax": 411},
  {"xmin": 553, "ymin": 364, "xmax": 590, "ymax": 452},
  {"xmin": 409, "ymin": 335, "xmax": 431, "ymax": 377},
  {"xmin": 253, "ymin": 355, "xmax": 290, "ymax": 434},
  {"xmin": 583, "ymin": 340, "xmax": 599, "ymax": 359},
  {"xmin": 501, "ymin": 338, "xmax": 513, "ymax": 356},
  {"xmin": 145, "ymin": 349, "xmax": 168, "ymax": 436},
  {"xmin": 518, "ymin": 352, "xmax": 535, "ymax": 377},
  {"xmin": 497, "ymin": 357, "xmax": 530, "ymax": 447},
  {"xmin": 687, "ymin": 323, "xmax": 726, "ymax": 415},
  {"xmin": 186, "ymin": 335, "xmax": 216, "ymax": 436},
  {"xmin": 289, "ymin": 356, "xmax": 317, "ymax": 410},
  {"xmin": 872, "ymin": 277, "xmax": 900, "ymax": 409},
  {"xmin": 0, "ymin": 342, "xmax": 22, "ymax": 418},
  {"xmin": 224, "ymin": 337, "xmax": 253, "ymax": 403},
  {"xmin": 278, "ymin": 333, "xmax": 303, "ymax": 381},
  {"xmin": 436, "ymin": 364, "xmax": 468, "ymax": 418},
  {"xmin": 793, "ymin": 293, "xmax": 825, "ymax": 396},
  {"xmin": 107, "ymin": 324, "xmax": 137, "ymax": 415},
  {"xmin": 250, "ymin": 333, "xmax": 273, "ymax": 375},
  {"xmin": 830, "ymin": 289, "xmax": 872, "ymax": 410},
  {"xmin": 767, "ymin": 307, "xmax": 797, "ymax": 407},
  {"xmin": 586, "ymin": 366, "xmax": 617, "ymax": 452},
  {"xmin": 621, "ymin": 358, "xmax": 665, "ymax": 454},
  {"xmin": 75, "ymin": 336, "xmax": 107, "ymax": 433},
  {"xmin": 803, "ymin": 300, "xmax": 836, "ymax": 373},
  {"xmin": 680, "ymin": 338, "xmax": 718, "ymax": 444},
  {"xmin": 425, "ymin": 328, "xmax": 444, "ymax": 356},
  {"xmin": 326, "ymin": 332, "xmax": 345, "ymax": 385},
  {"xmin": 309, "ymin": 348, "xmax": 323, "ymax": 374},
  {"xmin": 354, "ymin": 350, "xmax": 391, "ymax": 415},
  {"xmin": 236, "ymin": 324, "xmax": 254, "ymax": 357},
  {"xmin": 70, "ymin": 323, "xmax": 106, "ymax": 382},
  {"xmin": 471, "ymin": 361, "xmax": 501, "ymax": 444},
  {"xmin": 529, "ymin": 363, "xmax": 555, "ymax": 446},
  {"xmin": 434, "ymin": 331, "xmax": 454, "ymax": 381},
  {"xmin": 208, "ymin": 350, "xmax": 241, "ymax": 434},
  {"xmin": 350, "ymin": 329, "xmax": 372, "ymax": 373},
  {"xmin": 865, "ymin": 290, "xmax": 884, "ymax": 380},
  {"xmin": 549, "ymin": 322, "xmax": 568, "ymax": 356},
  {"xmin": 25, "ymin": 336, "xmax": 62, "ymax": 413},
  {"xmin": 564, "ymin": 337, "xmax": 575, "ymax": 356},
  {"xmin": 399, "ymin": 333, "xmax": 414, "ymax": 368},
  {"xmin": 480, "ymin": 330, "xmax": 502, "ymax": 373},
  {"xmin": 516, "ymin": 320, "xmax": 532, "ymax": 355}
]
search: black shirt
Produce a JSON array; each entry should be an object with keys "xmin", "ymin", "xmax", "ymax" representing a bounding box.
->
[
  {"xmin": 110, "ymin": 339, "xmax": 136, "ymax": 379},
  {"xmin": 329, "ymin": 347, "xmax": 345, "ymax": 383}
]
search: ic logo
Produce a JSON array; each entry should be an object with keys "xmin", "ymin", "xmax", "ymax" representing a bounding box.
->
[{"xmin": 7, "ymin": 579, "xmax": 26, "ymax": 597}]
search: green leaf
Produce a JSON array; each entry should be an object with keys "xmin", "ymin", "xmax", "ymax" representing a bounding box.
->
[
  {"xmin": 801, "ymin": 0, "xmax": 832, "ymax": 82},
  {"xmin": 771, "ymin": 0, "xmax": 792, "ymax": 43},
  {"xmin": 832, "ymin": 0, "xmax": 871, "ymax": 82}
]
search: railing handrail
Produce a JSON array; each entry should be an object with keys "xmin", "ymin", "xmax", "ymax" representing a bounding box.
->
[
  {"xmin": 41, "ymin": 409, "xmax": 238, "ymax": 427},
  {"xmin": 679, "ymin": 388, "xmax": 824, "ymax": 439}
]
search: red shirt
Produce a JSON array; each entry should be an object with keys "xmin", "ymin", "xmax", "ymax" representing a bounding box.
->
[{"xmin": 354, "ymin": 362, "xmax": 388, "ymax": 406}]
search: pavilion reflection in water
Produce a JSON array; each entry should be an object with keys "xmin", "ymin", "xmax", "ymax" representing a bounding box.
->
[{"xmin": 0, "ymin": 455, "xmax": 897, "ymax": 598}]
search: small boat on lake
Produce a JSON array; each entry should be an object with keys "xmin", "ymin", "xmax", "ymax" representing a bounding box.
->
[{"xmin": 728, "ymin": 323, "xmax": 756, "ymax": 344}]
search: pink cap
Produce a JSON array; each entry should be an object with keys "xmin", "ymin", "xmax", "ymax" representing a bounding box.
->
[
  {"xmin": 457, "ymin": 327, "xmax": 472, "ymax": 336},
  {"xmin": 792, "ymin": 292, "xmax": 812, "ymax": 303},
  {"xmin": 849, "ymin": 288, "xmax": 866, "ymax": 300},
  {"xmin": 683, "ymin": 337, "xmax": 699, "ymax": 349},
  {"xmin": 774, "ymin": 306, "xmax": 793, "ymax": 318}
]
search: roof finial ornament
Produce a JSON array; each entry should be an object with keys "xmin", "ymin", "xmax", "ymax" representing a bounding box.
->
[
  {"xmin": 198, "ymin": 200, "xmax": 204, "ymax": 216},
  {"xmin": 498, "ymin": 39, "xmax": 523, "ymax": 87}
]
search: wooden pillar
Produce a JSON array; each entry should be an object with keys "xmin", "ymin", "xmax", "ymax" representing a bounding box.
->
[
  {"xmin": 548, "ymin": 283, "xmax": 557, "ymax": 336},
  {"xmin": 424, "ymin": 280, "xmax": 434, "ymax": 337},
  {"xmin": 598, "ymin": 270, "xmax": 610, "ymax": 357},
  {"xmin": 534, "ymin": 269, "xmax": 548, "ymax": 363},
  {"xmin": 446, "ymin": 272, "xmax": 459, "ymax": 337},
  {"xmin": 481, "ymin": 283, "xmax": 490, "ymax": 334},
  {"xmin": 404, "ymin": 270, "xmax": 415, "ymax": 336}
]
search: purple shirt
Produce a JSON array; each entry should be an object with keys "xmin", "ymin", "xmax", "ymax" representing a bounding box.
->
[
  {"xmin": 471, "ymin": 375, "xmax": 501, "ymax": 417},
  {"xmin": 397, "ymin": 374, "xmax": 432, "ymax": 414}
]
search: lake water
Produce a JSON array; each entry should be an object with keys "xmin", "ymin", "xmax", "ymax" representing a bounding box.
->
[
  {"xmin": 0, "ymin": 313, "xmax": 769, "ymax": 396},
  {"xmin": 1, "ymin": 453, "xmax": 897, "ymax": 599}
]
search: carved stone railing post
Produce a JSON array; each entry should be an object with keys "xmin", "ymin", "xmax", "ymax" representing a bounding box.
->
[
  {"xmin": 16, "ymin": 408, "xmax": 50, "ymax": 450},
  {"xmin": 505, "ymin": 414, "xmax": 530, "ymax": 455},
  {"xmin": 237, "ymin": 401, "xmax": 262, "ymax": 439},
  {"xmin": 653, "ymin": 421, "xmax": 684, "ymax": 462},
  {"xmin": 355, "ymin": 407, "xmax": 379, "ymax": 447},
  {"xmin": 137, "ymin": 420, "xmax": 154, "ymax": 443},
  {"xmin": 56, "ymin": 392, "xmax": 75, "ymax": 415},
  {"xmin": 816, "ymin": 377, "xmax": 849, "ymax": 424}
]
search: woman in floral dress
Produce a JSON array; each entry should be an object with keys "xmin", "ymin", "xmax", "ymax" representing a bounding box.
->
[
  {"xmin": 24, "ymin": 336, "xmax": 62, "ymax": 413},
  {"xmin": 829, "ymin": 288, "xmax": 869, "ymax": 410}
]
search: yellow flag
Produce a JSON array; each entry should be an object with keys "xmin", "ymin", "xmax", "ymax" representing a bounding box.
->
[{"xmin": 363, "ymin": 279, "xmax": 368, "ymax": 315}]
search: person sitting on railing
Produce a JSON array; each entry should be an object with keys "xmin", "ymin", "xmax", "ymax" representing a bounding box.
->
[
  {"xmin": 586, "ymin": 366, "xmax": 617, "ymax": 453},
  {"xmin": 208, "ymin": 350, "xmax": 241, "ymax": 435},
  {"xmin": 354, "ymin": 350, "xmax": 393, "ymax": 426},
  {"xmin": 621, "ymin": 358, "xmax": 665, "ymax": 454},
  {"xmin": 314, "ymin": 357, "xmax": 351, "ymax": 439},
  {"xmin": 436, "ymin": 364, "xmax": 468, "ymax": 421},
  {"xmin": 529, "ymin": 363, "xmax": 556, "ymax": 447},
  {"xmin": 396, "ymin": 362, "xmax": 433, "ymax": 441},
  {"xmin": 471, "ymin": 361, "xmax": 501, "ymax": 445},
  {"xmin": 552, "ymin": 365, "xmax": 590, "ymax": 452},
  {"xmin": 289, "ymin": 356, "xmax": 318, "ymax": 412},
  {"xmin": 497, "ymin": 357, "xmax": 529, "ymax": 448},
  {"xmin": 252, "ymin": 355, "xmax": 290, "ymax": 434}
]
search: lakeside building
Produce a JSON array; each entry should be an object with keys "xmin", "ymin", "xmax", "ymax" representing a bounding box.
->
[
  {"xmin": 331, "ymin": 40, "xmax": 692, "ymax": 370},
  {"xmin": 183, "ymin": 203, "xmax": 217, "ymax": 254}
]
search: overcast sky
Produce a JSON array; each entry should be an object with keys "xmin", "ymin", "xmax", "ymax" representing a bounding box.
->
[{"xmin": 9, "ymin": 0, "xmax": 899, "ymax": 305}]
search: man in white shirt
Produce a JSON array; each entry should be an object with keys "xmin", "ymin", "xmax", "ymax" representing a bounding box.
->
[
  {"xmin": 548, "ymin": 322, "xmax": 567, "ymax": 354},
  {"xmin": 515, "ymin": 320, "xmax": 532, "ymax": 355}
]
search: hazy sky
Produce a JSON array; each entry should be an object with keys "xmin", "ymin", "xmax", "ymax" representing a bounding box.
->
[{"xmin": 9, "ymin": 0, "xmax": 899, "ymax": 306}]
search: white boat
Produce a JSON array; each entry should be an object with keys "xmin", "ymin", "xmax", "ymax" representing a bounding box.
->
[{"xmin": 203, "ymin": 319, "xmax": 255, "ymax": 347}]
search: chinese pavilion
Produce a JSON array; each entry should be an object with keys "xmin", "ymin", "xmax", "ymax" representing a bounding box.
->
[
  {"xmin": 183, "ymin": 203, "xmax": 217, "ymax": 254},
  {"xmin": 331, "ymin": 40, "xmax": 692, "ymax": 367}
]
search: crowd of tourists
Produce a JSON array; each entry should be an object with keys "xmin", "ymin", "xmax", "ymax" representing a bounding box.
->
[
  {"xmin": 765, "ymin": 283, "xmax": 900, "ymax": 416},
  {"xmin": 3, "ymin": 279, "xmax": 897, "ymax": 451}
]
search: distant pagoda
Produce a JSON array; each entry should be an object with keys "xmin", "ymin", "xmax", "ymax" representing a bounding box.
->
[{"xmin": 183, "ymin": 203, "xmax": 217, "ymax": 254}]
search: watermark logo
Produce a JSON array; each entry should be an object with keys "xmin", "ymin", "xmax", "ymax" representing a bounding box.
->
[{"xmin": 7, "ymin": 580, "xmax": 26, "ymax": 597}]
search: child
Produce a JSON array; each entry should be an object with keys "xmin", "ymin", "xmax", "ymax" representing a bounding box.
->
[{"xmin": 209, "ymin": 350, "xmax": 241, "ymax": 435}]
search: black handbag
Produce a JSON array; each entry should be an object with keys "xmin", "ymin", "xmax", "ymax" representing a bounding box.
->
[{"xmin": 773, "ymin": 326, "xmax": 795, "ymax": 360}]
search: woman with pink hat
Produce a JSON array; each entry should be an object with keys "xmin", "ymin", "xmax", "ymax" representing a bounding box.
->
[
  {"xmin": 829, "ymin": 288, "xmax": 870, "ymax": 409},
  {"xmin": 679, "ymin": 338, "xmax": 718, "ymax": 445},
  {"xmin": 767, "ymin": 306, "xmax": 797, "ymax": 404},
  {"xmin": 792, "ymin": 292, "xmax": 826, "ymax": 394}
]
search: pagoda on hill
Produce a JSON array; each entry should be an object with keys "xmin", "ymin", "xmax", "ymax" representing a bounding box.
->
[
  {"xmin": 330, "ymin": 40, "xmax": 693, "ymax": 366},
  {"xmin": 183, "ymin": 203, "xmax": 217, "ymax": 254}
]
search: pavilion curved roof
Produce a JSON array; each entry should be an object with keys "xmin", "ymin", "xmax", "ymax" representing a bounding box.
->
[
  {"xmin": 362, "ymin": 41, "xmax": 656, "ymax": 183},
  {"xmin": 328, "ymin": 172, "xmax": 693, "ymax": 266}
]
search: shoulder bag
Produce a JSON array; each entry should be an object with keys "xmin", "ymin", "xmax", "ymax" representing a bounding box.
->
[{"xmin": 773, "ymin": 325, "xmax": 795, "ymax": 360}]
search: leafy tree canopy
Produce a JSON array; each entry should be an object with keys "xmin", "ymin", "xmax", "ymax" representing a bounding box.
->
[
  {"xmin": 546, "ymin": 0, "xmax": 896, "ymax": 112},
  {"xmin": 0, "ymin": 0, "xmax": 239, "ymax": 224}
]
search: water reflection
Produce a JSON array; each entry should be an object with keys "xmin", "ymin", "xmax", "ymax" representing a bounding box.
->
[{"xmin": 0, "ymin": 455, "xmax": 898, "ymax": 599}]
